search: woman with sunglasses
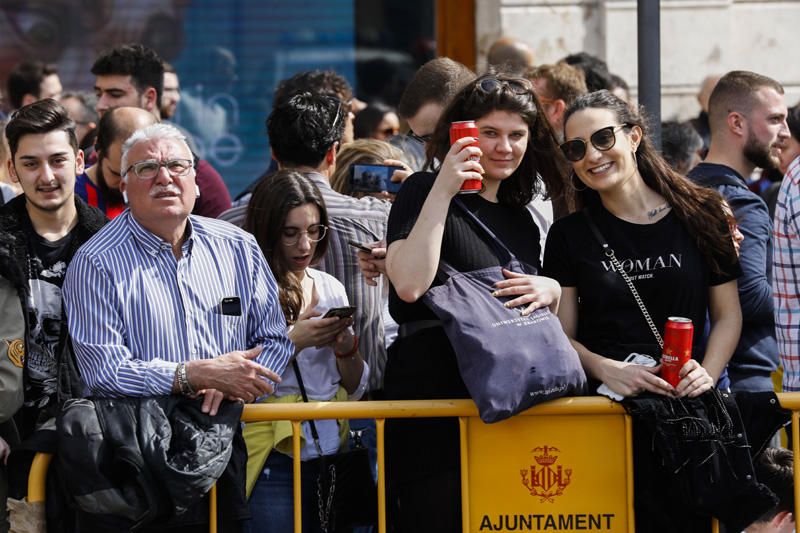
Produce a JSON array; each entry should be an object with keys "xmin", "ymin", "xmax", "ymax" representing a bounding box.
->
[
  {"xmin": 382, "ymin": 73, "xmax": 568, "ymax": 530},
  {"xmin": 544, "ymin": 90, "xmax": 742, "ymax": 399},
  {"xmin": 242, "ymin": 170, "xmax": 369, "ymax": 533}
]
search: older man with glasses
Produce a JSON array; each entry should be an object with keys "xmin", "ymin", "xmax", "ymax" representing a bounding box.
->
[
  {"xmin": 61, "ymin": 122, "xmax": 293, "ymax": 529},
  {"xmin": 65, "ymin": 121, "xmax": 292, "ymax": 407}
]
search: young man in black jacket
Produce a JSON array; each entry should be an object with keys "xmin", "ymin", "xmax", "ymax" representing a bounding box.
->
[{"xmin": 0, "ymin": 98, "xmax": 106, "ymax": 530}]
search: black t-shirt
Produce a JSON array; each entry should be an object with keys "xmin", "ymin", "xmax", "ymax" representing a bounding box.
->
[
  {"xmin": 23, "ymin": 217, "xmax": 75, "ymax": 410},
  {"xmin": 386, "ymin": 172, "xmax": 541, "ymax": 324},
  {"xmin": 543, "ymin": 204, "xmax": 740, "ymax": 362}
]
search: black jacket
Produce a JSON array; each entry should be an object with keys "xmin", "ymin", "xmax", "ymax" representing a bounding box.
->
[
  {"xmin": 0, "ymin": 194, "xmax": 107, "ymax": 440},
  {"xmin": 623, "ymin": 390, "xmax": 789, "ymax": 533},
  {"xmin": 57, "ymin": 396, "xmax": 247, "ymax": 531}
]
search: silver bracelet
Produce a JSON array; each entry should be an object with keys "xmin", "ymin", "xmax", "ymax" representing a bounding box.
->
[{"xmin": 176, "ymin": 362, "xmax": 196, "ymax": 396}]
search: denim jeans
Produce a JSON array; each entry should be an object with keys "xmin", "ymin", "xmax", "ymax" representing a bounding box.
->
[{"xmin": 244, "ymin": 452, "xmax": 323, "ymax": 533}]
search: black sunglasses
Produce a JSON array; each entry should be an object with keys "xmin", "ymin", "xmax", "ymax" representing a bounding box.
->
[
  {"xmin": 560, "ymin": 124, "xmax": 631, "ymax": 162},
  {"xmin": 473, "ymin": 77, "xmax": 532, "ymax": 96},
  {"xmin": 407, "ymin": 131, "xmax": 433, "ymax": 144}
]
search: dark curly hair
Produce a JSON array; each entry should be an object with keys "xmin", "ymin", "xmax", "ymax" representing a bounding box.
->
[
  {"xmin": 425, "ymin": 72, "xmax": 570, "ymax": 210},
  {"xmin": 267, "ymin": 93, "xmax": 345, "ymax": 168}
]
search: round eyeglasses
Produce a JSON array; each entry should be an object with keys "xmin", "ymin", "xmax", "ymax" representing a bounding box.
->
[
  {"xmin": 124, "ymin": 158, "xmax": 194, "ymax": 180},
  {"xmin": 280, "ymin": 224, "xmax": 328, "ymax": 246},
  {"xmin": 559, "ymin": 124, "xmax": 631, "ymax": 162}
]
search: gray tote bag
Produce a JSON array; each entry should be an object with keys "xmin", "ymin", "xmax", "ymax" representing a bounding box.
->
[{"xmin": 423, "ymin": 199, "xmax": 586, "ymax": 423}]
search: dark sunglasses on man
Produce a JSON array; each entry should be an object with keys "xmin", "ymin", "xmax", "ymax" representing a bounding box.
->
[{"xmin": 559, "ymin": 123, "xmax": 632, "ymax": 162}]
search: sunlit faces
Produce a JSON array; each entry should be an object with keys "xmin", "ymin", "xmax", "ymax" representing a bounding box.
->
[
  {"xmin": 407, "ymin": 101, "xmax": 444, "ymax": 143},
  {"xmin": 375, "ymin": 111, "xmax": 400, "ymax": 141},
  {"xmin": 741, "ymin": 87, "xmax": 789, "ymax": 171},
  {"xmin": 161, "ymin": 72, "xmax": 180, "ymax": 119},
  {"xmin": 94, "ymin": 74, "xmax": 149, "ymax": 117},
  {"xmin": 119, "ymin": 138, "xmax": 195, "ymax": 226},
  {"xmin": 280, "ymin": 203, "xmax": 323, "ymax": 273},
  {"xmin": 777, "ymin": 134, "xmax": 800, "ymax": 174},
  {"xmin": 475, "ymin": 110, "xmax": 529, "ymax": 182},
  {"xmin": 100, "ymin": 139, "xmax": 124, "ymax": 190},
  {"xmin": 39, "ymin": 73, "xmax": 62, "ymax": 101},
  {"xmin": 9, "ymin": 130, "xmax": 82, "ymax": 213},
  {"xmin": 564, "ymin": 108, "xmax": 642, "ymax": 194}
]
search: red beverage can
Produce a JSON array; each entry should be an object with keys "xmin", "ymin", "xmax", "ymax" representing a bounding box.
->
[
  {"xmin": 660, "ymin": 317, "xmax": 693, "ymax": 387},
  {"xmin": 449, "ymin": 120, "xmax": 482, "ymax": 194}
]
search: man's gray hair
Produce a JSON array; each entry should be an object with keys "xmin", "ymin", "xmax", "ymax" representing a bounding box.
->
[{"xmin": 121, "ymin": 123, "xmax": 189, "ymax": 181}]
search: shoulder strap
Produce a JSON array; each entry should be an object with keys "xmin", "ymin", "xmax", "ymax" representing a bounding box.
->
[
  {"xmin": 581, "ymin": 209, "xmax": 664, "ymax": 349},
  {"xmin": 291, "ymin": 358, "xmax": 324, "ymax": 456},
  {"xmin": 452, "ymin": 198, "xmax": 516, "ymax": 262}
]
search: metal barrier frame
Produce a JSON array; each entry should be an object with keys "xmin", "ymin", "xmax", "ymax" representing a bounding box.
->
[{"xmin": 28, "ymin": 394, "xmax": 800, "ymax": 532}]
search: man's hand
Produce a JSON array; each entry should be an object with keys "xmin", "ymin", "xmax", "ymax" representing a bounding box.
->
[
  {"xmin": 196, "ymin": 388, "xmax": 227, "ymax": 416},
  {"xmin": 187, "ymin": 347, "xmax": 282, "ymax": 403},
  {"xmin": 357, "ymin": 240, "xmax": 387, "ymax": 287}
]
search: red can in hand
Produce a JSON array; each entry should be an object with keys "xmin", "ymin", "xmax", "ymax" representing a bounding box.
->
[
  {"xmin": 449, "ymin": 120, "xmax": 482, "ymax": 194},
  {"xmin": 660, "ymin": 317, "xmax": 693, "ymax": 388}
]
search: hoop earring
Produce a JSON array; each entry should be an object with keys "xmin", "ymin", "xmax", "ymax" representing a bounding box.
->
[{"xmin": 570, "ymin": 171, "xmax": 587, "ymax": 192}]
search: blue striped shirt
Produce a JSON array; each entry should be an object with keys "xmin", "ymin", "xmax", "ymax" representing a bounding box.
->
[{"xmin": 63, "ymin": 210, "xmax": 293, "ymax": 397}]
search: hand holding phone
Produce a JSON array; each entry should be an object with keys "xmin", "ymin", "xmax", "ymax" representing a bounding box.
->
[
  {"xmin": 348, "ymin": 240, "xmax": 373, "ymax": 253},
  {"xmin": 350, "ymin": 164, "xmax": 404, "ymax": 194},
  {"xmin": 322, "ymin": 306, "xmax": 357, "ymax": 319}
]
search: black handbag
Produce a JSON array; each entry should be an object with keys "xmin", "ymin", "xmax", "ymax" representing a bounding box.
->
[{"xmin": 292, "ymin": 360, "xmax": 377, "ymax": 532}]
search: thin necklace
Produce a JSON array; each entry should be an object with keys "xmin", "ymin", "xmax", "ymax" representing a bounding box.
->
[{"xmin": 646, "ymin": 203, "xmax": 670, "ymax": 220}]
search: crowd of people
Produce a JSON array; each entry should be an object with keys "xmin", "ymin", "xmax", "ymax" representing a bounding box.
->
[{"xmin": 0, "ymin": 36, "xmax": 797, "ymax": 533}]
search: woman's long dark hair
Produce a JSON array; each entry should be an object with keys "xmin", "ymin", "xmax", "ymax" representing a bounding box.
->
[
  {"xmin": 563, "ymin": 90, "xmax": 737, "ymax": 274},
  {"xmin": 245, "ymin": 170, "xmax": 330, "ymax": 324},
  {"xmin": 426, "ymin": 72, "xmax": 571, "ymax": 210}
]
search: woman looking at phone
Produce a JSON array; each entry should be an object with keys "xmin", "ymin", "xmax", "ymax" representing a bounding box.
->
[
  {"xmin": 543, "ymin": 90, "xmax": 742, "ymax": 399},
  {"xmin": 242, "ymin": 170, "xmax": 369, "ymax": 533},
  {"xmin": 383, "ymin": 73, "xmax": 568, "ymax": 531}
]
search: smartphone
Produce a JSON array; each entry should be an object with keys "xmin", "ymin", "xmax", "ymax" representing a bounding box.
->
[
  {"xmin": 349, "ymin": 164, "xmax": 404, "ymax": 194},
  {"xmin": 347, "ymin": 240, "xmax": 373, "ymax": 253},
  {"xmin": 322, "ymin": 306, "xmax": 357, "ymax": 319}
]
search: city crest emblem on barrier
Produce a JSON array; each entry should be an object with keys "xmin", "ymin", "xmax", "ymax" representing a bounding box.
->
[{"xmin": 520, "ymin": 445, "xmax": 572, "ymax": 502}]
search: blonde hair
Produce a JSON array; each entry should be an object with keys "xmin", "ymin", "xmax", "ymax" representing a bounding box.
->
[{"xmin": 331, "ymin": 139, "xmax": 407, "ymax": 195}]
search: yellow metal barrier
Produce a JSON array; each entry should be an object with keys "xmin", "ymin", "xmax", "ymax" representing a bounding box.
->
[{"xmin": 27, "ymin": 394, "xmax": 800, "ymax": 532}]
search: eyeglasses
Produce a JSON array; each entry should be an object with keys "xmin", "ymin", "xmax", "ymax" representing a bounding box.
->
[
  {"xmin": 281, "ymin": 224, "xmax": 328, "ymax": 246},
  {"xmin": 124, "ymin": 158, "xmax": 194, "ymax": 180},
  {"xmin": 474, "ymin": 77, "xmax": 532, "ymax": 96},
  {"xmin": 559, "ymin": 124, "xmax": 631, "ymax": 162},
  {"xmin": 380, "ymin": 127, "xmax": 399, "ymax": 138},
  {"xmin": 407, "ymin": 131, "xmax": 432, "ymax": 144}
]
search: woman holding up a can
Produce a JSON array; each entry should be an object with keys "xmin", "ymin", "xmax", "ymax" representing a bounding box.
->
[
  {"xmin": 543, "ymin": 90, "xmax": 742, "ymax": 399},
  {"xmin": 382, "ymin": 73, "xmax": 568, "ymax": 531}
]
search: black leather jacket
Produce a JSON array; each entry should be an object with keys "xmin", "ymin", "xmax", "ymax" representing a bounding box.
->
[
  {"xmin": 623, "ymin": 390, "xmax": 789, "ymax": 533},
  {"xmin": 57, "ymin": 396, "xmax": 246, "ymax": 531}
]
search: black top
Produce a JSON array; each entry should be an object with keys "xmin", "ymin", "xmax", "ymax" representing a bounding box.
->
[
  {"xmin": 543, "ymin": 202, "xmax": 740, "ymax": 362},
  {"xmin": 387, "ymin": 172, "xmax": 541, "ymax": 324}
]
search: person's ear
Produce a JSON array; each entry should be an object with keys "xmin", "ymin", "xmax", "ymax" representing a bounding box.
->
[
  {"xmin": 7, "ymin": 159, "xmax": 18, "ymax": 183},
  {"xmin": 142, "ymin": 87, "xmax": 158, "ymax": 113},
  {"xmin": 629, "ymin": 124, "xmax": 644, "ymax": 149},
  {"xmin": 75, "ymin": 149, "xmax": 85, "ymax": 175},
  {"xmin": 326, "ymin": 142, "xmax": 338, "ymax": 166},
  {"xmin": 728, "ymin": 111, "xmax": 746, "ymax": 137}
]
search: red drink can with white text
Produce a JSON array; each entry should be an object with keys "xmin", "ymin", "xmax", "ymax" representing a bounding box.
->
[
  {"xmin": 660, "ymin": 317, "xmax": 693, "ymax": 388},
  {"xmin": 449, "ymin": 120, "xmax": 482, "ymax": 194}
]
